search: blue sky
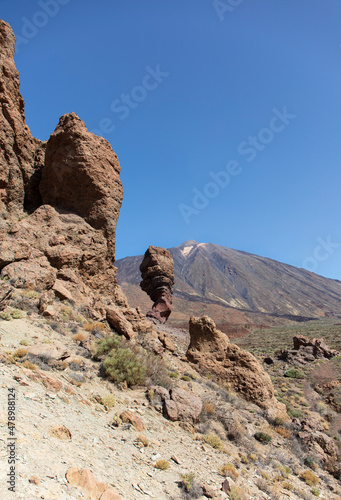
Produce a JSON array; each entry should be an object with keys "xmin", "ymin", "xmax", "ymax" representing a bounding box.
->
[{"xmin": 2, "ymin": 0, "xmax": 341, "ymax": 280}]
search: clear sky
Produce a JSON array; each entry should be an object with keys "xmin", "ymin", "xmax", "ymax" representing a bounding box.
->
[{"xmin": 1, "ymin": 0, "xmax": 341, "ymax": 280}]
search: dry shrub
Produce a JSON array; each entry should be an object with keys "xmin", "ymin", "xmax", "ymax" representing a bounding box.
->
[
  {"xmin": 202, "ymin": 400, "xmax": 216, "ymax": 415},
  {"xmin": 21, "ymin": 360, "xmax": 38, "ymax": 370},
  {"xmin": 299, "ymin": 470, "xmax": 319, "ymax": 486},
  {"xmin": 155, "ymin": 459, "xmax": 169, "ymax": 470},
  {"xmin": 229, "ymin": 484, "xmax": 248, "ymax": 500},
  {"xmin": 219, "ymin": 463, "xmax": 239, "ymax": 481},
  {"xmin": 204, "ymin": 433, "xmax": 224, "ymax": 451},
  {"xmin": 274, "ymin": 425, "xmax": 291, "ymax": 438},
  {"xmin": 72, "ymin": 332, "xmax": 89, "ymax": 342},
  {"xmin": 137, "ymin": 434, "xmax": 149, "ymax": 447},
  {"xmin": 15, "ymin": 348, "xmax": 28, "ymax": 358},
  {"xmin": 101, "ymin": 394, "xmax": 116, "ymax": 409}
]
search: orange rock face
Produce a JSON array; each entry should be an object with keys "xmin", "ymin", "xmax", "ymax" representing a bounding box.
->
[{"xmin": 186, "ymin": 316, "xmax": 287, "ymax": 420}]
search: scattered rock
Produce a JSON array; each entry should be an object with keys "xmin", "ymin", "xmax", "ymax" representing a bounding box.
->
[
  {"xmin": 158, "ymin": 331, "xmax": 175, "ymax": 352},
  {"xmin": 221, "ymin": 478, "xmax": 231, "ymax": 494},
  {"xmin": 49, "ymin": 424, "xmax": 72, "ymax": 440},
  {"xmin": 29, "ymin": 475, "xmax": 41, "ymax": 485},
  {"xmin": 120, "ymin": 410, "xmax": 145, "ymax": 431}
]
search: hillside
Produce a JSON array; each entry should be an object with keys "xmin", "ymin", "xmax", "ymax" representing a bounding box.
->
[{"xmin": 116, "ymin": 241, "xmax": 341, "ymax": 328}]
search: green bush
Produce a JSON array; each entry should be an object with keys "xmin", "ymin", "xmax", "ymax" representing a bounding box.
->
[
  {"xmin": 284, "ymin": 368, "xmax": 305, "ymax": 379},
  {"xmin": 286, "ymin": 404, "xmax": 304, "ymax": 419},
  {"xmin": 93, "ymin": 335, "xmax": 121, "ymax": 359},
  {"xmin": 254, "ymin": 432, "xmax": 272, "ymax": 444},
  {"xmin": 103, "ymin": 348, "xmax": 146, "ymax": 386}
]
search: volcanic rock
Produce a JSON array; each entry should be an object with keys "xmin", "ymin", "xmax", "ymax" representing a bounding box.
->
[
  {"xmin": 186, "ymin": 316, "xmax": 287, "ymax": 419},
  {"xmin": 140, "ymin": 246, "xmax": 174, "ymax": 323},
  {"xmin": 0, "ymin": 20, "xmax": 43, "ymax": 214},
  {"xmin": 149, "ymin": 385, "xmax": 202, "ymax": 423},
  {"xmin": 278, "ymin": 335, "xmax": 339, "ymax": 365},
  {"xmin": 40, "ymin": 112, "xmax": 123, "ymax": 261}
]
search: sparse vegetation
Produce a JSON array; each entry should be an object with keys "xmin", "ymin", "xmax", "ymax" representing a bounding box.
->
[
  {"xmin": 101, "ymin": 394, "xmax": 116, "ymax": 409},
  {"xmin": 21, "ymin": 360, "xmax": 38, "ymax": 370},
  {"xmin": 254, "ymin": 432, "xmax": 272, "ymax": 444},
  {"xmin": 204, "ymin": 433, "xmax": 224, "ymax": 451},
  {"xmin": 284, "ymin": 368, "xmax": 305, "ymax": 379},
  {"xmin": 299, "ymin": 470, "xmax": 319, "ymax": 486},
  {"xmin": 14, "ymin": 347, "xmax": 28, "ymax": 358},
  {"xmin": 137, "ymin": 434, "xmax": 149, "ymax": 447},
  {"xmin": 155, "ymin": 459, "xmax": 169, "ymax": 470},
  {"xmin": 219, "ymin": 463, "xmax": 239, "ymax": 480},
  {"xmin": 103, "ymin": 348, "xmax": 146, "ymax": 386}
]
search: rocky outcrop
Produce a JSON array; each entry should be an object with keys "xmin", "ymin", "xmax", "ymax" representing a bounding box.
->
[
  {"xmin": 278, "ymin": 335, "xmax": 339, "ymax": 365},
  {"xmin": 40, "ymin": 113, "xmax": 123, "ymax": 260},
  {"xmin": 140, "ymin": 246, "xmax": 174, "ymax": 324},
  {"xmin": 0, "ymin": 20, "xmax": 152, "ymax": 341},
  {"xmin": 186, "ymin": 316, "xmax": 287, "ymax": 419},
  {"xmin": 0, "ymin": 20, "xmax": 43, "ymax": 214}
]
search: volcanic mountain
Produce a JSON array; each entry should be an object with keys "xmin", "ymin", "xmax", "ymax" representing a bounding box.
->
[{"xmin": 116, "ymin": 241, "xmax": 341, "ymax": 330}]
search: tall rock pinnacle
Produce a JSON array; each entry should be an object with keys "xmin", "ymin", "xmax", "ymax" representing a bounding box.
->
[{"xmin": 140, "ymin": 246, "xmax": 174, "ymax": 323}]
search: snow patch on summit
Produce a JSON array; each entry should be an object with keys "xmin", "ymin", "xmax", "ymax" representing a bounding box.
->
[{"xmin": 181, "ymin": 246, "xmax": 194, "ymax": 257}]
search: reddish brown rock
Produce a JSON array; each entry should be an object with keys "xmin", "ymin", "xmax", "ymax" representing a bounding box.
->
[
  {"xmin": 187, "ymin": 316, "xmax": 287, "ymax": 419},
  {"xmin": 140, "ymin": 246, "xmax": 174, "ymax": 324},
  {"xmin": 0, "ymin": 20, "xmax": 43, "ymax": 214},
  {"xmin": 49, "ymin": 424, "xmax": 72, "ymax": 440},
  {"xmin": 106, "ymin": 306, "xmax": 136, "ymax": 340},
  {"xmin": 40, "ymin": 112, "xmax": 123, "ymax": 260},
  {"xmin": 120, "ymin": 410, "xmax": 145, "ymax": 431}
]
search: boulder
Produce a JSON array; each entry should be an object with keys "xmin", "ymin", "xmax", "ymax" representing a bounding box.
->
[{"xmin": 186, "ymin": 316, "xmax": 287, "ymax": 419}]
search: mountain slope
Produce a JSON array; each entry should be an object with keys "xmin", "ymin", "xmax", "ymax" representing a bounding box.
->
[{"xmin": 116, "ymin": 241, "xmax": 341, "ymax": 324}]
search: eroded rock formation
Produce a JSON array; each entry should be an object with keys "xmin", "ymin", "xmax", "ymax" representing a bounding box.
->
[
  {"xmin": 0, "ymin": 20, "xmax": 150, "ymax": 339},
  {"xmin": 278, "ymin": 335, "xmax": 339, "ymax": 365},
  {"xmin": 186, "ymin": 315, "xmax": 287, "ymax": 419},
  {"xmin": 140, "ymin": 246, "xmax": 174, "ymax": 324},
  {"xmin": 0, "ymin": 20, "xmax": 43, "ymax": 214},
  {"xmin": 40, "ymin": 112, "xmax": 123, "ymax": 260}
]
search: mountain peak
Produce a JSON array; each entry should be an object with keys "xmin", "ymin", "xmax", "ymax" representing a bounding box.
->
[{"xmin": 180, "ymin": 240, "xmax": 199, "ymax": 247}]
